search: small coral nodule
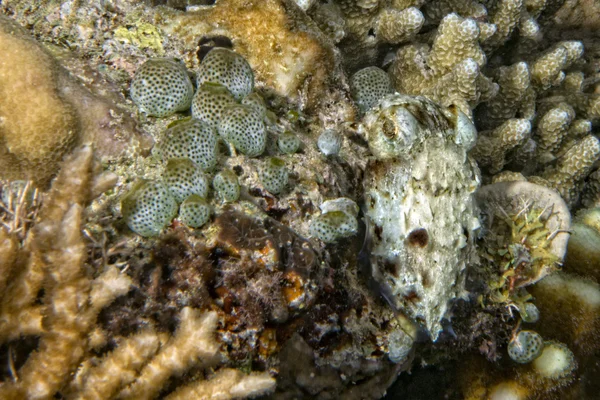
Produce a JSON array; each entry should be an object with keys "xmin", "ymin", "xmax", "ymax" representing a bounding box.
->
[
  {"xmin": 213, "ymin": 169, "xmax": 240, "ymax": 202},
  {"xmin": 520, "ymin": 302, "xmax": 540, "ymax": 323},
  {"xmin": 130, "ymin": 58, "xmax": 194, "ymax": 118},
  {"xmin": 158, "ymin": 118, "xmax": 219, "ymax": 171},
  {"xmin": 317, "ymin": 129, "xmax": 342, "ymax": 156},
  {"xmin": 196, "ymin": 48, "xmax": 254, "ymax": 101},
  {"xmin": 310, "ymin": 210, "xmax": 358, "ymax": 243},
  {"xmin": 121, "ymin": 179, "xmax": 178, "ymax": 237},
  {"xmin": 507, "ymin": 330, "xmax": 544, "ymax": 364},
  {"xmin": 259, "ymin": 157, "xmax": 289, "ymax": 195},
  {"xmin": 532, "ymin": 341, "xmax": 576, "ymax": 380},
  {"xmin": 351, "ymin": 66, "xmax": 393, "ymax": 113},
  {"xmin": 277, "ymin": 131, "xmax": 301, "ymax": 154},
  {"xmin": 178, "ymin": 194, "xmax": 212, "ymax": 228}
]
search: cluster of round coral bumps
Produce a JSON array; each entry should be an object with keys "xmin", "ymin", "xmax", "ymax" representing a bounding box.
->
[
  {"xmin": 507, "ymin": 329, "xmax": 576, "ymax": 381},
  {"xmin": 124, "ymin": 49, "xmax": 304, "ymax": 237}
]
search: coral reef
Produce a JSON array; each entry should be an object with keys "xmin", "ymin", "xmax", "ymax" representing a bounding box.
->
[{"xmin": 2, "ymin": 0, "xmax": 600, "ymax": 398}]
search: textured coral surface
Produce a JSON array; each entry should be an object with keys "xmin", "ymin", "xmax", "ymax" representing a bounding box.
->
[{"xmin": 1, "ymin": 0, "xmax": 600, "ymax": 399}]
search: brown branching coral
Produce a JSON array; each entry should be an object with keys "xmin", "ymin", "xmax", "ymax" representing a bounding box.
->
[
  {"xmin": 0, "ymin": 148, "xmax": 275, "ymax": 399},
  {"xmin": 389, "ymin": 12, "xmax": 497, "ymax": 116}
]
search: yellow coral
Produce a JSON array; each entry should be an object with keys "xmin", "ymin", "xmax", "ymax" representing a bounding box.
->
[
  {"xmin": 113, "ymin": 21, "xmax": 165, "ymax": 54},
  {"xmin": 0, "ymin": 16, "xmax": 79, "ymax": 186}
]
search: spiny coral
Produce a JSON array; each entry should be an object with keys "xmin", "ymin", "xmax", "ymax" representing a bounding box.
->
[
  {"xmin": 130, "ymin": 58, "xmax": 194, "ymax": 117},
  {"xmin": 475, "ymin": 182, "xmax": 570, "ymax": 310}
]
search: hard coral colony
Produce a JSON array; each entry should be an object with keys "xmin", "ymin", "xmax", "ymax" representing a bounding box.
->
[{"xmin": 0, "ymin": 0, "xmax": 600, "ymax": 399}]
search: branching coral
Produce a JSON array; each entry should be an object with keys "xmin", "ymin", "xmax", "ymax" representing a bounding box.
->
[
  {"xmin": 0, "ymin": 148, "xmax": 275, "ymax": 398},
  {"xmin": 389, "ymin": 13, "xmax": 497, "ymax": 116}
]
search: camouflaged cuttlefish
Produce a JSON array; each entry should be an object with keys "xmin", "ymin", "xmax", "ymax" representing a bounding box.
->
[{"xmin": 361, "ymin": 94, "xmax": 481, "ymax": 341}]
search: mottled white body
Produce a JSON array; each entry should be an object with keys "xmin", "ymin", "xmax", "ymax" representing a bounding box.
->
[{"xmin": 361, "ymin": 94, "xmax": 480, "ymax": 340}]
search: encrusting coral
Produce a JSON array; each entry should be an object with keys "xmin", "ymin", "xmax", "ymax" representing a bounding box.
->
[{"xmin": 0, "ymin": 15, "xmax": 151, "ymax": 188}]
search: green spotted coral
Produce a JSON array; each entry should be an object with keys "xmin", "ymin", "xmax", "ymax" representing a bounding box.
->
[
  {"xmin": 191, "ymin": 82, "xmax": 237, "ymax": 130},
  {"xmin": 158, "ymin": 118, "xmax": 218, "ymax": 171},
  {"xmin": 213, "ymin": 169, "xmax": 240, "ymax": 202},
  {"xmin": 350, "ymin": 66, "xmax": 393, "ymax": 113},
  {"xmin": 310, "ymin": 210, "xmax": 358, "ymax": 243},
  {"xmin": 242, "ymin": 92, "xmax": 267, "ymax": 116},
  {"xmin": 196, "ymin": 48, "xmax": 254, "ymax": 101},
  {"xmin": 162, "ymin": 158, "xmax": 209, "ymax": 203},
  {"xmin": 277, "ymin": 131, "xmax": 301, "ymax": 154},
  {"xmin": 508, "ymin": 330, "xmax": 544, "ymax": 364},
  {"xmin": 218, "ymin": 104, "xmax": 266, "ymax": 157},
  {"xmin": 130, "ymin": 58, "xmax": 194, "ymax": 117},
  {"xmin": 259, "ymin": 157, "xmax": 288, "ymax": 195},
  {"xmin": 121, "ymin": 179, "xmax": 178, "ymax": 237},
  {"xmin": 178, "ymin": 194, "xmax": 212, "ymax": 228}
]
